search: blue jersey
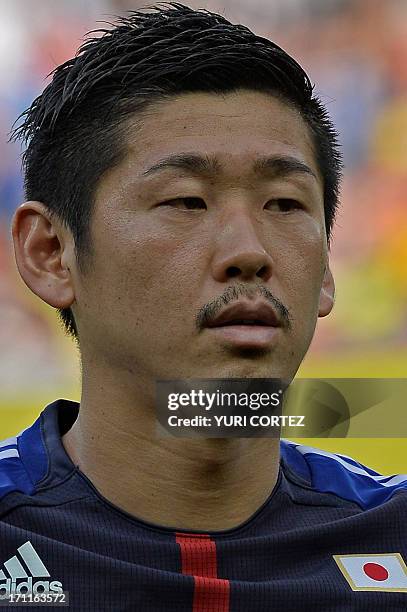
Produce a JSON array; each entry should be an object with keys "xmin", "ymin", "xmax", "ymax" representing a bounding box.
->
[{"xmin": 0, "ymin": 399, "xmax": 406, "ymax": 611}]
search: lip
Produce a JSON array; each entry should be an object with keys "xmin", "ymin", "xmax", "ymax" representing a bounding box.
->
[
  {"xmin": 206, "ymin": 299, "xmax": 281, "ymax": 328},
  {"xmin": 207, "ymin": 324, "xmax": 281, "ymax": 349},
  {"xmin": 205, "ymin": 299, "xmax": 282, "ymax": 349}
]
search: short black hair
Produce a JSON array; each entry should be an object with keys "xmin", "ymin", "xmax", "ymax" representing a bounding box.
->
[{"xmin": 12, "ymin": 2, "xmax": 342, "ymax": 343}]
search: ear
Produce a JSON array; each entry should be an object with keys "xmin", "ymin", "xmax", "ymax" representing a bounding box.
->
[
  {"xmin": 11, "ymin": 201, "xmax": 75, "ymax": 309},
  {"xmin": 318, "ymin": 262, "xmax": 335, "ymax": 318}
]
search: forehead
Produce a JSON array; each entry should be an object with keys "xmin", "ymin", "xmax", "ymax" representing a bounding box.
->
[{"xmin": 119, "ymin": 90, "xmax": 320, "ymax": 182}]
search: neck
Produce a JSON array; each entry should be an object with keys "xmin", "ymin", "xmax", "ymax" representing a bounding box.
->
[{"xmin": 62, "ymin": 366, "xmax": 281, "ymax": 532}]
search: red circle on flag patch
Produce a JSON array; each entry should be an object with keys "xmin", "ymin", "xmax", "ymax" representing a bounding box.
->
[{"xmin": 363, "ymin": 562, "xmax": 389, "ymax": 581}]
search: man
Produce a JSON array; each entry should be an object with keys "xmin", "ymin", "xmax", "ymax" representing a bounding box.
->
[{"xmin": 2, "ymin": 4, "xmax": 406, "ymax": 610}]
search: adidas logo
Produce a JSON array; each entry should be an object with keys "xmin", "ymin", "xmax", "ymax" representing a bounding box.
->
[{"xmin": 0, "ymin": 541, "xmax": 63, "ymax": 599}]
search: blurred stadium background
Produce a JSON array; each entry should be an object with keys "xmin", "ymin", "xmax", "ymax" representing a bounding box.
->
[{"xmin": 0, "ymin": 0, "xmax": 406, "ymax": 472}]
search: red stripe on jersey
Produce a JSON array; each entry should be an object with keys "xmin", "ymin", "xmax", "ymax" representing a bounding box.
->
[
  {"xmin": 192, "ymin": 576, "xmax": 230, "ymax": 612},
  {"xmin": 176, "ymin": 533, "xmax": 230, "ymax": 612},
  {"xmin": 176, "ymin": 533, "xmax": 217, "ymax": 576}
]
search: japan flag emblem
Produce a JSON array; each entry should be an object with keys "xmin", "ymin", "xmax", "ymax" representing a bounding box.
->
[{"xmin": 333, "ymin": 553, "xmax": 407, "ymax": 592}]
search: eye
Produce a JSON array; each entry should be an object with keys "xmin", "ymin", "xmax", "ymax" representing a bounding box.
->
[
  {"xmin": 265, "ymin": 198, "xmax": 303, "ymax": 213},
  {"xmin": 159, "ymin": 197, "xmax": 207, "ymax": 210}
]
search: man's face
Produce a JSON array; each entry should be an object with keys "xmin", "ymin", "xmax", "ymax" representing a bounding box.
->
[{"xmin": 73, "ymin": 90, "xmax": 334, "ymax": 383}]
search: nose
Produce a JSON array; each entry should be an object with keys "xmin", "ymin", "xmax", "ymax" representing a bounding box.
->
[{"xmin": 210, "ymin": 208, "xmax": 274, "ymax": 283}]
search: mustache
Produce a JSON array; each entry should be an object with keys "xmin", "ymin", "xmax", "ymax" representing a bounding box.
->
[{"xmin": 196, "ymin": 282, "xmax": 292, "ymax": 331}]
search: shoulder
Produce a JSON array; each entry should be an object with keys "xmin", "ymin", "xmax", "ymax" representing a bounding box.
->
[
  {"xmin": 281, "ymin": 439, "xmax": 407, "ymax": 510},
  {"xmin": 0, "ymin": 417, "xmax": 48, "ymax": 505}
]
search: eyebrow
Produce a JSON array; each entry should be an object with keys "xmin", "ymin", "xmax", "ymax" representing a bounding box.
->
[{"xmin": 142, "ymin": 153, "xmax": 317, "ymax": 180}]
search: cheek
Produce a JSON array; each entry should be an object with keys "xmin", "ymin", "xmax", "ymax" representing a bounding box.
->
[
  {"xmin": 275, "ymin": 227, "xmax": 327, "ymax": 312},
  {"xmin": 92, "ymin": 217, "xmax": 205, "ymax": 321}
]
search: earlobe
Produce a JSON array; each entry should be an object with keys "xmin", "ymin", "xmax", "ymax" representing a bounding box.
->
[
  {"xmin": 11, "ymin": 201, "xmax": 75, "ymax": 309},
  {"xmin": 318, "ymin": 263, "xmax": 335, "ymax": 318}
]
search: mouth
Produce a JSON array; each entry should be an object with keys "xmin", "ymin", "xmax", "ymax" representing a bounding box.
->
[
  {"xmin": 206, "ymin": 323, "xmax": 280, "ymax": 349},
  {"xmin": 205, "ymin": 303, "xmax": 282, "ymax": 349},
  {"xmin": 210, "ymin": 319, "xmax": 271, "ymax": 326}
]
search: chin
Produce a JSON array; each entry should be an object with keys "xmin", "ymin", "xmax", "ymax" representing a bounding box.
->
[{"xmin": 212, "ymin": 363, "xmax": 281, "ymax": 380}]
